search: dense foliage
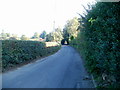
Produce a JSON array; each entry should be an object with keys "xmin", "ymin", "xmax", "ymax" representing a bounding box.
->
[
  {"xmin": 46, "ymin": 27, "xmax": 63, "ymax": 43},
  {"xmin": 71, "ymin": 2, "xmax": 120, "ymax": 88},
  {"xmin": 2, "ymin": 40, "xmax": 60, "ymax": 71},
  {"xmin": 63, "ymin": 17, "xmax": 79, "ymax": 41}
]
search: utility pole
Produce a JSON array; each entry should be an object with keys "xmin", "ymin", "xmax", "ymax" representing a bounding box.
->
[
  {"xmin": 53, "ymin": 20, "xmax": 55, "ymax": 31},
  {"xmin": 53, "ymin": 0, "xmax": 56, "ymax": 31}
]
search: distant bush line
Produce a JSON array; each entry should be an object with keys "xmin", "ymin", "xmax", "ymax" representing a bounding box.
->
[
  {"xmin": 2, "ymin": 40, "xmax": 60, "ymax": 72},
  {"xmin": 70, "ymin": 2, "xmax": 120, "ymax": 88}
]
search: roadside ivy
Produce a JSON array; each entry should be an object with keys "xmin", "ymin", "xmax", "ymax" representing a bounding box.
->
[{"xmin": 71, "ymin": 2, "xmax": 120, "ymax": 88}]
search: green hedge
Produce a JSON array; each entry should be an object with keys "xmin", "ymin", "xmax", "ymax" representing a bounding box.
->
[
  {"xmin": 2, "ymin": 40, "xmax": 60, "ymax": 71},
  {"xmin": 71, "ymin": 2, "xmax": 120, "ymax": 88}
]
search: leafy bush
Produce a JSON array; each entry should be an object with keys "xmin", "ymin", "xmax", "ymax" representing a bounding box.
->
[
  {"xmin": 2, "ymin": 40, "xmax": 60, "ymax": 71},
  {"xmin": 71, "ymin": 2, "xmax": 120, "ymax": 88}
]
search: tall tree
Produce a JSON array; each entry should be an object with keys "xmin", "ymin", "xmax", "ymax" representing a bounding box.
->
[
  {"xmin": 0, "ymin": 30, "xmax": 7, "ymax": 40},
  {"xmin": 21, "ymin": 35, "xmax": 28, "ymax": 40},
  {"xmin": 53, "ymin": 27, "xmax": 63, "ymax": 42},
  {"xmin": 6, "ymin": 33, "xmax": 11, "ymax": 37},
  {"xmin": 40, "ymin": 31, "xmax": 46, "ymax": 39},
  {"xmin": 46, "ymin": 33, "xmax": 54, "ymax": 42},
  {"xmin": 46, "ymin": 27, "xmax": 63, "ymax": 42},
  {"xmin": 31, "ymin": 32, "xmax": 40, "ymax": 39},
  {"xmin": 63, "ymin": 17, "xmax": 79, "ymax": 41}
]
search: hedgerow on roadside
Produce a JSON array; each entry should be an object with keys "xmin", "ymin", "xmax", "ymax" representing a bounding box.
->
[
  {"xmin": 2, "ymin": 40, "xmax": 60, "ymax": 72},
  {"xmin": 70, "ymin": 2, "xmax": 120, "ymax": 88}
]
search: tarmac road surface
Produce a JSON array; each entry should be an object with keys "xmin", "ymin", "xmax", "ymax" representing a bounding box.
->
[{"xmin": 1, "ymin": 45, "xmax": 94, "ymax": 88}]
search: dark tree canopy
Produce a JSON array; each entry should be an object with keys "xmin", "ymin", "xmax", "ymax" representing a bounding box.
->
[{"xmin": 40, "ymin": 31, "xmax": 47, "ymax": 39}]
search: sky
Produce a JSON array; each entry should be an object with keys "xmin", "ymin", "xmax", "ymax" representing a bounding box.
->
[{"xmin": 0, "ymin": 0, "xmax": 96, "ymax": 37}]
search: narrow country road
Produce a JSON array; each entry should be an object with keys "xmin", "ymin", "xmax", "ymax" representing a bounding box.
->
[{"xmin": 2, "ymin": 46, "xmax": 94, "ymax": 88}]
